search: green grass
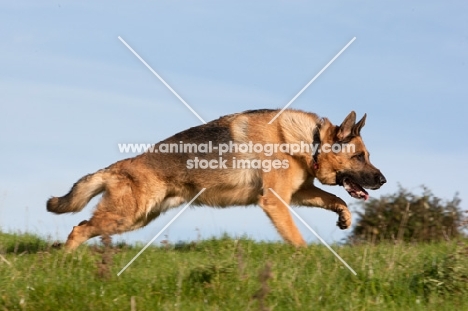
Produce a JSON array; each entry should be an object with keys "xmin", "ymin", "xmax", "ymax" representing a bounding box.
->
[{"xmin": 1, "ymin": 231, "xmax": 468, "ymax": 310}]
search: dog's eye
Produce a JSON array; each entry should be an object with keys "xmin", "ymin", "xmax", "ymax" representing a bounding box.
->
[{"xmin": 353, "ymin": 153, "xmax": 365, "ymax": 162}]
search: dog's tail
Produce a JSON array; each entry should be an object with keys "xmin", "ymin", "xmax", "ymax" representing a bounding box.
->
[{"xmin": 47, "ymin": 170, "xmax": 107, "ymax": 214}]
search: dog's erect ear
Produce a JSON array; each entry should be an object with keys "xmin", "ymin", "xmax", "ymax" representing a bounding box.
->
[
  {"xmin": 337, "ymin": 111, "xmax": 356, "ymax": 141},
  {"xmin": 352, "ymin": 113, "xmax": 367, "ymax": 136}
]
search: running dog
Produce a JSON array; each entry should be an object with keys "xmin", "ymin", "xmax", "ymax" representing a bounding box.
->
[{"xmin": 47, "ymin": 109, "xmax": 386, "ymax": 250}]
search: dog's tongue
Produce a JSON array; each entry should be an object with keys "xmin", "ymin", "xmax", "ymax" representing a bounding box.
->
[{"xmin": 343, "ymin": 178, "xmax": 369, "ymax": 201}]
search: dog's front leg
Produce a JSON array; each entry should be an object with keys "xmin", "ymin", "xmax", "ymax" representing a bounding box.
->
[
  {"xmin": 291, "ymin": 185, "xmax": 352, "ymax": 229},
  {"xmin": 259, "ymin": 186, "xmax": 307, "ymax": 247}
]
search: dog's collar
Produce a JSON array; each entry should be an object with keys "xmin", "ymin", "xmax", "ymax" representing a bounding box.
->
[{"xmin": 312, "ymin": 122, "xmax": 322, "ymax": 170}]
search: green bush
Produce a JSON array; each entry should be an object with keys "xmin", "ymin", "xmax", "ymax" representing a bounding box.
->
[{"xmin": 348, "ymin": 185, "xmax": 465, "ymax": 243}]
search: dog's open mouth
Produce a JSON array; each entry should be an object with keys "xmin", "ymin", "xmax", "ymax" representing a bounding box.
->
[{"xmin": 343, "ymin": 178, "xmax": 369, "ymax": 201}]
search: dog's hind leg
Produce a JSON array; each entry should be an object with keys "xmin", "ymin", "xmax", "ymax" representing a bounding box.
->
[
  {"xmin": 259, "ymin": 187, "xmax": 306, "ymax": 247},
  {"xmin": 64, "ymin": 210, "xmax": 138, "ymax": 251},
  {"xmin": 64, "ymin": 175, "xmax": 167, "ymax": 251}
]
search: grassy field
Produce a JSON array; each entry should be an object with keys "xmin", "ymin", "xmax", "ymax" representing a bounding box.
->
[{"xmin": 1, "ymin": 231, "xmax": 468, "ymax": 310}]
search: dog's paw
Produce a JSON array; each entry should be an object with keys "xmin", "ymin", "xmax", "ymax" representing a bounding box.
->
[{"xmin": 337, "ymin": 211, "xmax": 352, "ymax": 230}]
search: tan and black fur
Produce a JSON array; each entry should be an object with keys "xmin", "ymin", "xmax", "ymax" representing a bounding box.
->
[{"xmin": 47, "ymin": 109, "xmax": 386, "ymax": 250}]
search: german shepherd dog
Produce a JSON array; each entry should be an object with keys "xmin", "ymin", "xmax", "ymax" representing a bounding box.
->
[{"xmin": 47, "ymin": 109, "xmax": 386, "ymax": 250}]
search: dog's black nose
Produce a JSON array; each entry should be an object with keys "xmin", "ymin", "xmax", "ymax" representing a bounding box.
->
[{"xmin": 378, "ymin": 174, "xmax": 387, "ymax": 186}]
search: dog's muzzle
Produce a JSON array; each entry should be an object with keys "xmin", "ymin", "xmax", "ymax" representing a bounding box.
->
[
  {"xmin": 337, "ymin": 171, "xmax": 386, "ymax": 201},
  {"xmin": 377, "ymin": 173, "xmax": 387, "ymax": 186}
]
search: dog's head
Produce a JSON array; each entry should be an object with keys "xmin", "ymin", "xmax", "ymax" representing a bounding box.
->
[{"xmin": 315, "ymin": 111, "xmax": 386, "ymax": 200}]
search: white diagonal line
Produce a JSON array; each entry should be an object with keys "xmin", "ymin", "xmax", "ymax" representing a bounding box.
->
[
  {"xmin": 268, "ymin": 188, "xmax": 357, "ymax": 275},
  {"xmin": 268, "ymin": 37, "xmax": 356, "ymax": 124},
  {"xmin": 117, "ymin": 188, "xmax": 206, "ymax": 276},
  {"xmin": 118, "ymin": 36, "xmax": 207, "ymax": 124}
]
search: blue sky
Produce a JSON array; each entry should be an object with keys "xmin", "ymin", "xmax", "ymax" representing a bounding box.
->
[{"xmin": 1, "ymin": 1, "xmax": 467, "ymax": 245}]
